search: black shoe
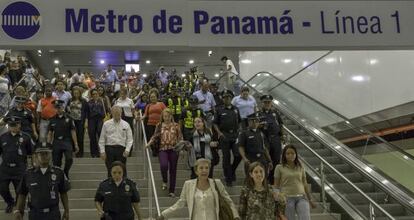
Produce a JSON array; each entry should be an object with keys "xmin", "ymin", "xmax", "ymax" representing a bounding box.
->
[{"xmin": 5, "ymin": 203, "xmax": 14, "ymax": 213}]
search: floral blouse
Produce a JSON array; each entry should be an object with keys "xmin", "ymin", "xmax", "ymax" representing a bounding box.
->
[{"xmin": 239, "ymin": 186, "xmax": 276, "ymax": 220}]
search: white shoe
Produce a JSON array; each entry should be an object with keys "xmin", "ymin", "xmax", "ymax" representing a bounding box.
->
[{"xmin": 162, "ymin": 183, "xmax": 167, "ymax": 190}]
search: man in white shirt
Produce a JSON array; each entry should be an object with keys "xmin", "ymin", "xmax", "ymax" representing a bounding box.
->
[
  {"xmin": 99, "ymin": 106, "xmax": 133, "ymax": 176},
  {"xmin": 221, "ymin": 56, "xmax": 239, "ymax": 75},
  {"xmin": 156, "ymin": 66, "xmax": 169, "ymax": 85}
]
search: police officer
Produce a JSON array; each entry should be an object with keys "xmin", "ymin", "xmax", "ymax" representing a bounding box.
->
[
  {"xmin": 165, "ymin": 86, "xmax": 184, "ymax": 123},
  {"xmin": 6, "ymin": 96, "xmax": 38, "ymax": 141},
  {"xmin": 47, "ymin": 100, "xmax": 79, "ymax": 178},
  {"xmin": 95, "ymin": 161, "xmax": 142, "ymax": 220},
  {"xmin": 238, "ymin": 112, "xmax": 273, "ymax": 175},
  {"xmin": 214, "ymin": 89, "xmax": 241, "ymax": 186},
  {"xmin": 0, "ymin": 116, "xmax": 32, "ymax": 213},
  {"xmin": 13, "ymin": 147, "xmax": 70, "ymax": 220},
  {"xmin": 259, "ymin": 95, "xmax": 283, "ymax": 184},
  {"xmin": 181, "ymin": 95, "xmax": 205, "ymax": 141}
]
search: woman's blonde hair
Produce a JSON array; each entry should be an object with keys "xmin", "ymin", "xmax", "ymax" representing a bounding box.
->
[
  {"xmin": 194, "ymin": 158, "xmax": 211, "ymax": 172},
  {"xmin": 160, "ymin": 108, "xmax": 175, "ymax": 124}
]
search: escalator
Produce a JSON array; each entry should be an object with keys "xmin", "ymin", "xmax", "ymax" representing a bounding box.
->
[{"xmin": 216, "ymin": 71, "xmax": 414, "ymax": 220}]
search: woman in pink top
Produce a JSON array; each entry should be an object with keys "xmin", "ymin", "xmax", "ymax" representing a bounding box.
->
[{"xmin": 147, "ymin": 108, "xmax": 182, "ymax": 197}]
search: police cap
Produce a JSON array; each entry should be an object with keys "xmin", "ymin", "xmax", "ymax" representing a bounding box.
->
[
  {"xmin": 14, "ymin": 96, "xmax": 27, "ymax": 104},
  {"xmin": 260, "ymin": 95, "xmax": 273, "ymax": 101},
  {"xmin": 53, "ymin": 99, "xmax": 65, "ymax": 108},
  {"xmin": 189, "ymin": 95, "xmax": 199, "ymax": 103},
  {"xmin": 4, "ymin": 116, "xmax": 21, "ymax": 126},
  {"xmin": 34, "ymin": 147, "xmax": 52, "ymax": 154},
  {"xmin": 247, "ymin": 112, "xmax": 261, "ymax": 120},
  {"xmin": 221, "ymin": 89, "xmax": 234, "ymax": 98}
]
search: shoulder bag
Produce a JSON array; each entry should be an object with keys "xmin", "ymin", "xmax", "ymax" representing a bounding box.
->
[{"xmin": 213, "ymin": 179, "xmax": 234, "ymax": 220}]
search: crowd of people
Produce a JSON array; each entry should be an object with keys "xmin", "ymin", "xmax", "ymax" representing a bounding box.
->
[{"xmin": 0, "ymin": 53, "xmax": 316, "ymax": 220}]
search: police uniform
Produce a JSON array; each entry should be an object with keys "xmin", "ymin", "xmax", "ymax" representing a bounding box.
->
[
  {"xmin": 181, "ymin": 95, "xmax": 205, "ymax": 141},
  {"xmin": 210, "ymin": 83, "xmax": 223, "ymax": 107},
  {"xmin": 259, "ymin": 95, "xmax": 283, "ymax": 184},
  {"xmin": 49, "ymin": 100, "xmax": 76, "ymax": 178},
  {"xmin": 214, "ymin": 90, "xmax": 241, "ymax": 185},
  {"xmin": 6, "ymin": 96, "xmax": 36, "ymax": 139},
  {"xmin": 17, "ymin": 148, "xmax": 70, "ymax": 220},
  {"xmin": 0, "ymin": 116, "xmax": 32, "ymax": 213},
  {"xmin": 165, "ymin": 88, "xmax": 184, "ymax": 123},
  {"xmin": 237, "ymin": 113, "xmax": 271, "ymax": 174},
  {"xmin": 95, "ymin": 178, "xmax": 140, "ymax": 220}
]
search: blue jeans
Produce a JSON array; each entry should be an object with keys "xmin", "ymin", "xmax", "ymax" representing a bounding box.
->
[{"xmin": 285, "ymin": 195, "xmax": 310, "ymax": 220}]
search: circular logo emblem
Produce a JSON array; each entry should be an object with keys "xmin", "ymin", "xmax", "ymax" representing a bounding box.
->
[{"xmin": 2, "ymin": 1, "xmax": 41, "ymax": 39}]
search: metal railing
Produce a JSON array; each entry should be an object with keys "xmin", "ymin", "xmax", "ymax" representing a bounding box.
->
[
  {"xmin": 136, "ymin": 112, "xmax": 161, "ymax": 218},
  {"xmin": 284, "ymin": 125, "xmax": 395, "ymax": 220},
  {"xmin": 246, "ymin": 70, "xmax": 414, "ymax": 161}
]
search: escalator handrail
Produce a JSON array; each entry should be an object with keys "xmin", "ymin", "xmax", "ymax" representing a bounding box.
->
[
  {"xmin": 218, "ymin": 71, "xmax": 414, "ymax": 213},
  {"xmin": 138, "ymin": 112, "xmax": 161, "ymax": 217},
  {"xmin": 284, "ymin": 125, "xmax": 395, "ymax": 220},
  {"xmin": 245, "ymin": 70, "xmax": 414, "ymax": 161}
]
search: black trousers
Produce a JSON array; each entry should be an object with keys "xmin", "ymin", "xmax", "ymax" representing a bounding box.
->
[
  {"xmin": 107, "ymin": 212, "xmax": 134, "ymax": 220},
  {"xmin": 220, "ymin": 136, "xmax": 242, "ymax": 183},
  {"xmin": 74, "ymin": 120, "xmax": 85, "ymax": 157},
  {"xmin": 267, "ymin": 136, "xmax": 282, "ymax": 184},
  {"xmin": 88, "ymin": 117, "xmax": 103, "ymax": 157},
  {"xmin": 105, "ymin": 145, "xmax": 127, "ymax": 177},
  {"xmin": 0, "ymin": 176, "xmax": 20, "ymax": 205},
  {"xmin": 145, "ymin": 124, "xmax": 157, "ymax": 156},
  {"xmin": 122, "ymin": 116, "xmax": 134, "ymax": 155},
  {"xmin": 29, "ymin": 208, "xmax": 60, "ymax": 220},
  {"xmin": 52, "ymin": 145, "xmax": 73, "ymax": 178}
]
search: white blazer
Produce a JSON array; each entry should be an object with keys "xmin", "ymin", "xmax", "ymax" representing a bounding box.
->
[{"xmin": 161, "ymin": 178, "xmax": 240, "ymax": 219}]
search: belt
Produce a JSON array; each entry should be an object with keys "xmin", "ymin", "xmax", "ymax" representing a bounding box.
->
[{"xmin": 29, "ymin": 206, "xmax": 59, "ymax": 213}]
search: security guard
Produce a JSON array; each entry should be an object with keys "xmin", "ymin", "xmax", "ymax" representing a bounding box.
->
[
  {"xmin": 47, "ymin": 100, "xmax": 79, "ymax": 178},
  {"xmin": 181, "ymin": 95, "xmax": 205, "ymax": 141},
  {"xmin": 213, "ymin": 89, "xmax": 241, "ymax": 186},
  {"xmin": 259, "ymin": 95, "xmax": 283, "ymax": 184},
  {"xmin": 95, "ymin": 161, "xmax": 142, "ymax": 220},
  {"xmin": 165, "ymin": 86, "xmax": 184, "ymax": 123},
  {"xmin": 0, "ymin": 116, "xmax": 32, "ymax": 213},
  {"xmin": 13, "ymin": 146, "xmax": 70, "ymax": 220},
  {"xmin": 6, "ymin": 96, "xmax": 38, "ymax": 141},
  {"xmin": 238, "ymin": 112, "xmax": 273, "ymax": 175}
]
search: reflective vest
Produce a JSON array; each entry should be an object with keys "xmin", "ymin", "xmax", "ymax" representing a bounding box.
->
[
  {"xmin": 168, "ymin": 97, "xmax": 182, "ymax": 115},
  {"xmin": 183, "ymin": 81, "xmax": 193, "ymax": 92},
  {"xmin": 183, "ymin": 99, "xmax": 189, "ymax": 109},
  {"xmin": 184, "ymin": 109, "xmax": 202, "ymax": 129},
  {"xmin": 168, "ymin": 81, "xmax": 180, "ymax": 93}
]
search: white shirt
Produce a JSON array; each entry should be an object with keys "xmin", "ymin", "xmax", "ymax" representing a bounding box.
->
[
  {"xmin": 226, "ymin": 59, "xmax": 239, "ymax": 75},
  {"xmin": 193, "ymin": 90, "xmax": 216, "ymax": 113},
  {"xmin": 99, "ymin": 119, "xmax": 133, "ymax": 153},
  {"xmin": 192, "ymin": 187, "xmax": 217, "ymax": 220},
  {"xmin": 115, "ymin": 97, "xmax": 134, "ymax": 117},
  {"xmin": 231, "ymin": 95, "xmax": 257, "ymax": 119}
]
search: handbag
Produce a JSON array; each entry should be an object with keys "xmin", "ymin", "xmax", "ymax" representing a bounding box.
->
[
  {"xmin": 213, "ymin": 180, "xmax": 234, "ymax": 220},
  {"xmin": 101, "ymin": 98, "xmax": 111, "ymax": 122}
]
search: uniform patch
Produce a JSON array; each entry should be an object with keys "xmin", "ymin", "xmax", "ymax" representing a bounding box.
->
[
  {"xmin": 19, "ymin": 137, "xmax": 23, "ymax": 143},
  {"xmin": 65, "ymin": 118, "xmax": 69, "ymax": 123},
  {"xmin": 125, "ymin": 184, "xmax": 130, "ymax": 192},
  {"xmin": 248, "ymin": 136, "xmax": 254, "ymax": 139},
  {"xmin": 51, "ymin": 174, "xmax": 56, "ymax": 181},
  {"xmin": 2, "ymin": 142, "xmax": 6, "ymax": 146}
]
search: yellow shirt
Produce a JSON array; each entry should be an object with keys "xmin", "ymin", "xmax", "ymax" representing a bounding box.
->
[{"xmin": 274, "ymin": 164, "xmax": 306, "ymax": 196}]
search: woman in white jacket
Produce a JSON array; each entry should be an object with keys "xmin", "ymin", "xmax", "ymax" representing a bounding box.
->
[{"xmin": 158, "ymin": 158, "xmax": 240, "ymax": 220}]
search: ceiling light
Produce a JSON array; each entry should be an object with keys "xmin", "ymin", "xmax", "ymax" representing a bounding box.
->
[
  {"xmin": 369, "ymin": 59, "xmax": 378, "ymax": 65},
  {"xmin": 100, "ymin": 60, "xmax": 105, "ymax": 64},
  {"xmin": 241, "ymin": 59, "xmax": 251, "ymax": 64},
  {"xmin": 37, "ymin": 50, "xmax": 42, "ymax": 54},
  {"xmin": 282, "ymin": 59, "xmax": 292, "ymax": 64},
  {"xmin": 214, "ymin": 73, "xmax": 219, "ymax": 78},
  {"xmin": 54, "ymin": 60, "xmax": 59, "ymax": 64},
  {"xmin": 181, "ymin": 73, "xmax": 186, "ymax": 78},
  {"xmin": 251, "ymin": 84, "xmax": 256, "ymax": 87},
  {"xmin": 38, "ymin": 54, "xmax": 41, "ymax": 57},
  {"xmin": 49, "ymin": 50, "xmax": 55, "ymax": 53},
  {"xmin": 143, "ymin": 74, "xmax": 147, "ymax": 78},
  {"xmin": 208, "ymin": 50, "xmax": 213, "ymax": 56},
  {"xmin": 273, "ymin": 100, "xmax": 279, "ymax": 105},
  {"xmin": 189, "ymin": 60, "xmax": 194, "ymax": 64},
  {"xmin": 145, "ymin": 60, "xmax": 151, "ymax": 64},
  {"xmin": 62, "ymin": 74, "xmax": 66, "ymax": 78},
  {"xmin": 351, "ymin": 75, "xmax": 365, "ymax": 82},
  {"xmin": 324, "ymin": 57, "xmax": 336, "ymax": 63}
]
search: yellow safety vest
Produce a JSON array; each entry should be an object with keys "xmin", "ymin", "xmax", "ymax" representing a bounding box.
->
[
  {"xmin": 183, "ymin": 99, "xmax": 189, "ymax": 109},
  {"xmin": 184, "ymin": 109, "xmax": 202, "ymax": 129},
  {"xmin": 168, "ymin": 81, "xmax": 180, "ymax": 93},
  {"xmin": 168, "ymin": 97, "xmax": 182, "ymax": 115}
]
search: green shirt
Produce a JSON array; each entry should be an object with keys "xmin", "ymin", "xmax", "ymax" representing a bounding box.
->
[{"xmin": 274, "ymin": 164, "xmax": 306, "ymax": 196}]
